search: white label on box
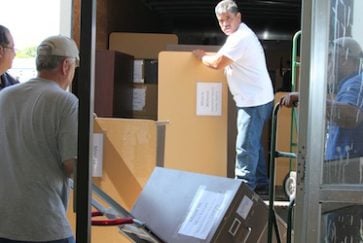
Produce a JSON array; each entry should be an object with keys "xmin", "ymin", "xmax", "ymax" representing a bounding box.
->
[
  {"xmin": 237, "ymin": 196, "xmax": 254, "ymax": 220},
  {"xmin": 178, "ymin": 186, "xmax": 227, "ymax": 240},
  {"xmin": 196, "ymin": 82, "xmax": 222, "ymax": 116},
  {"xmin": 133, "ymin": 60, "xmax": 144, "ymax": 83},
  {"xmin": 92, "ymin": 133, "xmax": 104, "ymax": 177},
  {"xmin": 133, "ymin": 87, "xmax": 146, "ymax": 111}
]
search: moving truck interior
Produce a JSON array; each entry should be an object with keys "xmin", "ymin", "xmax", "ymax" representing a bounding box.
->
[
  {"xmin": 72, "ymin": 0, "xmax": 363, "ymax": 242},
  {"xmin": 4, "ymin": 0, "xmax": 362, "ymax": 242}
]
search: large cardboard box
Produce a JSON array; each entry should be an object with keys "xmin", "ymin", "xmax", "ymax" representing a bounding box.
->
[{"xmin": 158, "ymin": 51, "xmax": 228, "ymax": 176}]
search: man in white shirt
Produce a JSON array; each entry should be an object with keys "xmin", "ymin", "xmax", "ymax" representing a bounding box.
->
[{"xmin": 193, "ymin": 0, "xmax": 274, "ymax": 194}]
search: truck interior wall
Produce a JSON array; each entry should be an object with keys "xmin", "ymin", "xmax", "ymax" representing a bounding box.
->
[{"xmin": 72, "ymin": 0, "xmax": 165, "ymax": 50}]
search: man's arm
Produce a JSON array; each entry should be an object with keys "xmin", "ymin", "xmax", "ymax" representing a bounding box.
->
[
  {"xmin": 326, "ymin": 101, "xmax": 363, "ymax": 128},
  {"xmin": 63, "ymin": 158, "xmax": 76, "ymax": 178},
  {"xmin": 279, "ymin": 92, "xmax": 299, "ymax": 108},
  {"xmin": 192, "ymin": 49, "xmax": 233, "ymax": 69}
]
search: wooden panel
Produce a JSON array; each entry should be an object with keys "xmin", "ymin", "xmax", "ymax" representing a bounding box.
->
[
  {"xmin": 158, "ymin": 51, "xmax": 228, "ymax": 176},
  {"xmin": 109, "ymin": 32, "xmax": 178, "ymax": 59},
  {"xmin": 94, "ymin": 50, "xmax": 134, "ymax": 118}
]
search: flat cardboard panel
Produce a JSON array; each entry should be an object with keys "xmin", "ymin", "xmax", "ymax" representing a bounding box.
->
[
  {"xmin": 92, "ymin": 118, "xmax": 159, "ymax": 202},
  {"xmin": 158, "ymin": 51, "xmax": 228, "ymax": 176},
  {"xmin": 109, "ymin": 32, "xmax": 178, "ymax": 59},
  {"xmin": 67, "ymin": 118, "xmax": 160, "ymax": 242}
]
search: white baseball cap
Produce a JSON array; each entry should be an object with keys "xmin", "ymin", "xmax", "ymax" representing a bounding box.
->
[
  {"xmin": 37, "ymin": 35, "xmax": 79, "ymax": 60},
  {"xmin": 333, "ymin": 37, "xmax": 363, "ymax": 59}
]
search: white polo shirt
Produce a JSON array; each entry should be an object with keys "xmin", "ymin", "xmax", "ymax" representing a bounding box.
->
[{"xmin": 218, "ymin": 23, "xmax": 274, "ymax": 107}]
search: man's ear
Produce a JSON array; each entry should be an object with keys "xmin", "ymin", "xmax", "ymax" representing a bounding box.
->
[
  {"xmin": 60, "ymin": 59, "xmax": 67, "ymax": 75},
  {"xmin": 237, "ymin": 12, "xmax": 242, "ymax": 20},
  {"xmin": 61, "ymin": 58, "xmax": 72, "ymax": 75}
]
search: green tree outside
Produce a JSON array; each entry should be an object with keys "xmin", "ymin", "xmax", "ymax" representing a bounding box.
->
[{"xmin": 16, "ymin": 46, "xmax": 37, "ymax": 58}]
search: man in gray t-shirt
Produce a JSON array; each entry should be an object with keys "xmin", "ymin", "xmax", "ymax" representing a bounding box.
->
[{"xmin": 0, "ymin": 35, "xmax": 79, "ymax": 243}]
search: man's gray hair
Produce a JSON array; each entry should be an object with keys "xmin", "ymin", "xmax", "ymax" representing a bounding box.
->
[
  {"xmin": 333, "ymin": 37, "xmax": 363, "ymax": 61},
  {"xmin": 0, "ymin": 25, "xmax": 10, "ymax": 47},
  {"xmin": 215, "ymin": 0, "xmax": 239, "ymax": 16},
  {"xmin": 36, "ymin": 55, "xmax": 65, "ymax": 72}
]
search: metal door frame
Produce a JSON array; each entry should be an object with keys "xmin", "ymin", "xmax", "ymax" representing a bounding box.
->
[{"xmin": 295, "ymin": 0, "xmax": 363, "ymax": 242}]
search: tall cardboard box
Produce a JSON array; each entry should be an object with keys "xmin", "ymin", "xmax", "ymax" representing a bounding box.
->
[{"xmin": 158, "ymin": 51, "xmax": 228, "ymax": 176}]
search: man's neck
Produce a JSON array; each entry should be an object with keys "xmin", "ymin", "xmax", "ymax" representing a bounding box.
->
[{"xmin": 38, "ymin": 74, "xmax": 69, "ymax": 91}]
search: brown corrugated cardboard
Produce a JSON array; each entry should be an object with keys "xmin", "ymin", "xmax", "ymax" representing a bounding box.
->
[{"xmin": 109, "ymin": 32, "xmax": 178, "ymax": 59}]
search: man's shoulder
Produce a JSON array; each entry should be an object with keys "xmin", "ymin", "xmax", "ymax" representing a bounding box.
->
[
  {"xmin": 341, "ymin": 73, "xmax": 363, "ymax": 88},
  {"xmin": 238, "ymin": 23, "xmax": 255, "ymax": 34},
  {"xmin": 29, "ymin": 79, "xmax": 78, "ymax": 105},
  {"xmin": 49, "ymin": 86, "xmax": 78, "ymax": 104},
  {"xmin": 3, "ymin": 72, "xmax": 19, "ymax": 85},
  {"xmin": 0, "ymin": 73, "xmax": 19, "ymax": 91},
  {"xmin": 229, "ymin": 23, "xmax": 258, "ymax": 43}
]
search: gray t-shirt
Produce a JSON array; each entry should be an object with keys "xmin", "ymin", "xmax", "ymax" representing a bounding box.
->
[{"xmin": 0, "ymin": 78, "xmax": 78, "ymax": 241}]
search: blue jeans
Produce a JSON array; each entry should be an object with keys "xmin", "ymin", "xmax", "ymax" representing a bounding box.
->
[
  {"xmin": 0, "ymin": 237, "xmax": 75, "ymax": 243},
  {"xmin": 235, "ymin": 101, "xmax": 273, "ymax": 190}
]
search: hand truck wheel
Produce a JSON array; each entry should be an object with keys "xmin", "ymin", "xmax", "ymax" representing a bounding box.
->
[{"xmin": 283, "ymin": 171, "xmax": 296, "ymax": 201}]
